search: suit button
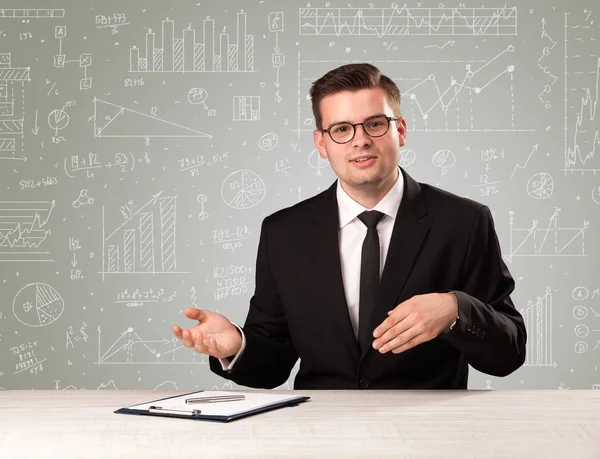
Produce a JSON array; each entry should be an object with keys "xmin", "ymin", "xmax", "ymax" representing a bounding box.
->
[
  {"xmin": 481, "ymin": 330, "xmax": 486, "ymax": 339},
  {"xmin": 359, "ymin": 378, "xmax": 370, "ymax": 389},
  {"xmin": 466, "ymin": 323, "xmax": 472, "ymax": 332}
]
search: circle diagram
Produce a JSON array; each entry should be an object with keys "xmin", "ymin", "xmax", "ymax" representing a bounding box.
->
[
  {"xmin": 399, "ymin": 149, "xmax": 416, "ymax": 167},
  {"xmin": 527, "ymin": 173, "xmax": 554, "ymax": 200},
  {"xmin": 13, "ymin": 283, "xmax": 64, "ymax": 327},
  {"xmin": 221, "ymin": 170, "xmax": 266, "ymax": 209}
]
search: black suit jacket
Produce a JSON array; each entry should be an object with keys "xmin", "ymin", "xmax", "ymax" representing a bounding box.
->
[{"xmin": 210, "ymin": 168, "xmax": 527, "ymax": 389}]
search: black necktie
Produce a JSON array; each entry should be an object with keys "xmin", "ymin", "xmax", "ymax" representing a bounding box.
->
[{"xmin": 357, "ymin": 210, "xmax": 385, "ymax": 355}]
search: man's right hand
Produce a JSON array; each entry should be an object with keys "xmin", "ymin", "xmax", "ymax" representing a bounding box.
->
[{"xmin": 172, "ymin": 308, "xmax": 242, "ymax": 359}]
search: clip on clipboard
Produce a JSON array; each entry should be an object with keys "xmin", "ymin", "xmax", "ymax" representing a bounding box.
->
[{"xmin": 115, "ymin": 390, "xmax": 310, "ymax": 423}]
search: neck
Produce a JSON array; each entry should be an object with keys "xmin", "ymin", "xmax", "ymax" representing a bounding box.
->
[{"xmin": 342, "ymin": 168, "xmax": 399, "ymax": 209}]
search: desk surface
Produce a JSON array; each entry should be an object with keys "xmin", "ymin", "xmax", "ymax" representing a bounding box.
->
[{"xmin": 1, "ymin": 389, "xmax": 599, "ymax": 459}]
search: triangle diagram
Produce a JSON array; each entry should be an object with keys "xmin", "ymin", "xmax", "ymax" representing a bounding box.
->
[{"xmin": 93, "ymin": 98, "xmax": 211, "ymax": 138}]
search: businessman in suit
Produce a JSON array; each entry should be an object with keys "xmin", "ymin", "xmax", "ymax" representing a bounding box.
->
[{"xmin": 173, "ymin": 63, "xmax": 527, "ymax": 390}]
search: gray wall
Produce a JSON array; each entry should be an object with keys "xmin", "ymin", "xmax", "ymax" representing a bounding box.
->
[{"xmin": 1, "ymin": 0, "xmax": 598, "ymax": 391}]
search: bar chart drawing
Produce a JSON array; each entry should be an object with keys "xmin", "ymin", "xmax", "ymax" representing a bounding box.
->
[
  {"xmin": 101, "ymin": 191, "xmax": 188, "ymax": 279},
  {"xmin": 521, "ymin": 287, "xmax": 554, "ymax": 368},
  {"xmin": 233, "ymin": 96, "xmax": 260, "ymax": 121},
  {"xmin": 93, "ymin": 98, "xmax": 211, "ymax": 138},
  {"xmin": 129, "ymin": 12, "xmax": 255, "ymax": 73},
  {"xmin": 0, "ymin": 53, "xmax": 30, "ymax": 162}
]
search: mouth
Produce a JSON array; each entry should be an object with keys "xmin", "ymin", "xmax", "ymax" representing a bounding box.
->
[{"xmin": 350, "ymin": 155, "xmax": 377, "ymax": 166}]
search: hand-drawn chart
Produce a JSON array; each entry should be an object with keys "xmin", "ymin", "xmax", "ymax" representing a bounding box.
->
[
  {"xmin": 93, "ymin": 98, "xmax": 211, "ymax": 138},
  {"xmin": 13, "ymin": 282, "xmax": 64, "ymax": 327},
  {"xmin": 221, "ymin": 170, "xmax": 266, "ymax": 209},
  {"xmin": 101, "ymin": 192, "xmax": 188, "ymax": 279},
  {"xmin": 0, "ymin": 53, "xmax": 30, "ymax": 162},
  {"xmin": 129, "ymin": 11, "xmax": 255, "ymax": 73},
  {"xmin": 0, "ymin": 199, "xmax": 54, "ymax": 262},
  {"xmin": 521, "ymin": 287, "xmax": 555, "ymax": 368}
]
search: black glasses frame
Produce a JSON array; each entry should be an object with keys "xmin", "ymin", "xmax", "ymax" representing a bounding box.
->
[{"xmin": 321, "ymin": 116, "xmax": 401, "ymax": 144}]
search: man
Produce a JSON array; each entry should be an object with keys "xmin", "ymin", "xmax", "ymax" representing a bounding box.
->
[{"xmin": 173, "ymin": 63, "xmax": 527, "ymax": 390}]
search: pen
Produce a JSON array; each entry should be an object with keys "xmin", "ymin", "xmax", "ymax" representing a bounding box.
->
[
  {"xmin": 185, "ymin": 395, "xmax": 246, "ymax": 404},
  {"xmin": 149, "ymin": 406, "xmax": 202, "ymax": 416}
]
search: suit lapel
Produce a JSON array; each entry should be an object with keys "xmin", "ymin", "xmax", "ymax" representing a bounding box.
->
[
  {"xmin": 361, "ymin": 168, "xmax": 431, "ymax": 360},
  {"xmin": 312, "ymin": 182, "xmax": 360, "ymax": 361}
]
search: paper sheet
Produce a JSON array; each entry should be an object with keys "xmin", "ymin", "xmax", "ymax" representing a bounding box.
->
[{"xmin": 126, "ymin": 391, "xmax": 307, "ymax": 416}]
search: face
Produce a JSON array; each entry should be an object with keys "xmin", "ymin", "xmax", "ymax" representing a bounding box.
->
[{"xmin": 313, "ymin": 87, "xmax": 407, "ymax": 195}]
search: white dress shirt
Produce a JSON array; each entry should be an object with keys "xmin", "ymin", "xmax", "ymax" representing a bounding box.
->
[{"xmin": 219, "ymin": 168, "xmax": 405, "ymax": 371}]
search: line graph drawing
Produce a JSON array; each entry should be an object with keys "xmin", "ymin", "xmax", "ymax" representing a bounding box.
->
[
  {"xmin": 506, "ymin": 208, "xmax": 589, "ymax": 262},
  {"xmin": 521, "ymin": 287, "xmax": 555, "ymax": 368},
  {"xmin": 93, "ymin": 98, "xmax": 211, "ymax": 138},
  {"xmin": 298, "ymin": 48, "xmax": 533, "ymax": 134},
  {"xmin": 563, "ymin": 12, "xmax": 600, "ymax": 173},
  {"xmin": 101, "ymin": 191, "xmax": 188, "ymax": 279},
  {"xmin": 95, "ymin": 326, "xmax": 206, "ymax": 364},
  {"xmin": 129, "ymin": 11, "xmax": 255, "ymax": 73},
  {"xmin": 13, "ymin": 283, "xmax": 64, "ymax": 327},
  {"xmin": 0, "ymin": 200, "xmax": 54, "ymax": 262},
  {"xmin": 0, "ymin": 53, "xmax": 30, "ymax": 162},
  {"xmin": 299, "ymin": 6, "xmax": 518, "ymax": 36}
]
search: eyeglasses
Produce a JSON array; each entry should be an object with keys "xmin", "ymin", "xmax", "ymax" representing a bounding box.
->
[{"xmin": 321, "ymin": 115, "xmax": 401, "ymax": 144}]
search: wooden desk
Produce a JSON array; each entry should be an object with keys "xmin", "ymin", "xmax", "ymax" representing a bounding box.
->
[{"xmin": 1, "ymin": 390, "xmax": 599, "ymax": 458}]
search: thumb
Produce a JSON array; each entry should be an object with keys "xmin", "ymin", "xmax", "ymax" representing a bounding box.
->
[{"xmin": 184, "ymin": 307, "xmax": 209, "ymax": 322}]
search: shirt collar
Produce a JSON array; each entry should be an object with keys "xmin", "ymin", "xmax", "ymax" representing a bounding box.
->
[{"xmin": 336, "ymin": 166, "xmax": 404, "ymax": 229}]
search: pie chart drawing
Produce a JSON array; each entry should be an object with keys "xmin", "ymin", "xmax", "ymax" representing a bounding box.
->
[
  {"xmin": 221, "ymin": 170, "xmax": 266, "ymax": 209},
  {"xmin": 13, "ymin": 283, "xmax": 64, "ymax": 327}
]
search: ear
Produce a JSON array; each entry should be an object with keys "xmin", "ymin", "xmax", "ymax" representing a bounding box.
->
[
  {"xmin": 313, "ymin": 129, "xmax": 329, "ymax": 159},
  {"xmin": 397, "ymin": 117, "xmax": 407, "ymax": 147}
]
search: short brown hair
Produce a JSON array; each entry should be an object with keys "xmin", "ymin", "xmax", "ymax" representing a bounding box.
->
[{"xmin": 309, "ymin": 63, "xmax": 401, "ymax": 131}]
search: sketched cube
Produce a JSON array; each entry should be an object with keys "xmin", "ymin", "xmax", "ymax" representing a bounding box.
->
[
  {"xmin": 80, "ymin": 53, "xmax": 92, "ymax": 67},
  {"xmin": 80, "ymin": 77, "xmax": 92, "ymax": 90},
  {"xmin": 272, "ymin": 53, "xmax": 285, "ymax": 68},
  {"xmin": 53, "ymin": 54, "xmax": 66, "ymax": 68}
]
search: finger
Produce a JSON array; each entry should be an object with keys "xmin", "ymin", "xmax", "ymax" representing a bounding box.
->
[
  {"xmin": 181, "ymin": 329, "xmax": 196, "ymax": 348},
  {"xmin": 379, "ymin": 326, "xmax": 421, "ymax": 354},
  {"xmin": 184, "ymin": 308, "xmax": 208, "ymax": 322},
  {"xmin": 388, "ymin": 333, "xmax": 424, "ymax": 354},
  {"xmin": 373, "ymin": 305, "xmax": 409, "ymax": 338},
  {"xmin": 172, "ymin": 325, "xmax": 183, "ymax": 339},
  {"xmin": 193, "ymin": 332, "xmax": 210, "ymax": 354},
  {"xmin": 373, "ymin": 318, "xmax": 412, "ymax": 351}
]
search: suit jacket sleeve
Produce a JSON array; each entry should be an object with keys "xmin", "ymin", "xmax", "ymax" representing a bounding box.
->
[
  {"xmin": 439, "ymin": 205, "xmax": 527, "ymax": 377},
  {"xmin": 209, "ymin": 216, "xmax": 299, "ymax": 388}
]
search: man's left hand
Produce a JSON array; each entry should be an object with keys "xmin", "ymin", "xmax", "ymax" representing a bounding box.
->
[{"xmin": 372, "ymin": 293, "xmax": 458, "ymax": 354}]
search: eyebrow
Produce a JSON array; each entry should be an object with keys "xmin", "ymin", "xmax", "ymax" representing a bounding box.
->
[{"xmin": 325, "ymin": 113, "xmax": 387, "ymax": 130}]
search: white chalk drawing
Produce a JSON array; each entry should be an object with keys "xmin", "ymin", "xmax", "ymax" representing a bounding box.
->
[
  {"xmin": 0, "ymin": 53, "xmax": 30, "ymax": 162},
  {"xmin": 308, "ymin": 149, "xmax": 329, "ymax": 176},
  {"xmin": 0, "ymin": 199, "xmax": 54, "ymax": 262},
  {"xmin": 527, "ymin": 173, "xmax": 554, "ymax": 200},
  {"xmin": 399, "ymin": 149, "xmax": 416, "ymax": 167},
  {"xmin": 0, "ymin": 9, "xmax": 64, "ymax": 19},
  {"xmin": 221, "ymin": 170, "xmax": 266, "ymax": 209},
  {"xmin": 506, "ymin": 208, "xmax": 589, "ymax": 262},
  {"xmin": 53, "ymin": 26, "xmax": 92, "ymax": 90},
  {"xmin": 233, "ymin": 95, "xmax": 260, "ymax": 121},
  {"xmin": 259, "ymin": 132, "xmax": 278, "ymax": 151},
  {"xmin": 48, "ymin": 108, "xmax": 69, "ymax": 136},
  {"xmin": 197, "ymin": 194, "xmax": 209, "ymax": 220},
  {"xmin": 72, "ymin": 189, "xmax": 94, "ymax": 208},
  {"xmin": 268, "ymin": 12, "xmax": 284, "ymax": 103},
  {"xmin": 510, "ymin": 143, "xmax": 539, "ymax": 178},
  {"xmin": 432, "ymin": 149, "xmax": 456, "ymax": 169},
  {"xmin": 93, "ymin": 98, "xmax": 211, "ymax": 138},
  {"xmin": 299, "ymin": 6, "xmax": 518, "ymax": 36},
  {"xmin": 592, "ymin": 186, "xmax": 600, "ymax": 204},
  {"xmin": 101, "ymin": 191, "xmax": 187, "ymax": 279},
  {"xmin": 563, "ymin": 12, "xmax": 600, "ymax": 173},
  {"xmin": 129, "ymin": 12, "xmax": 255, "ymax": 73},
  {"xmin": 520, "ymin": 287, "xmax": 555, "ymax": 368},
  {"xmin": 96, "ymin": 326, "xmax": 206, "ymax": 364},
  {"xmin": 13, "ymin": 283, "xmax": 64, "ymax": 327}
]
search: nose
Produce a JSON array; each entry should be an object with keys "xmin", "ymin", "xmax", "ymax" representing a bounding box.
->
[{"xmin": 351, "ymin": 124, "xmax": 371, "ymax": 148}]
